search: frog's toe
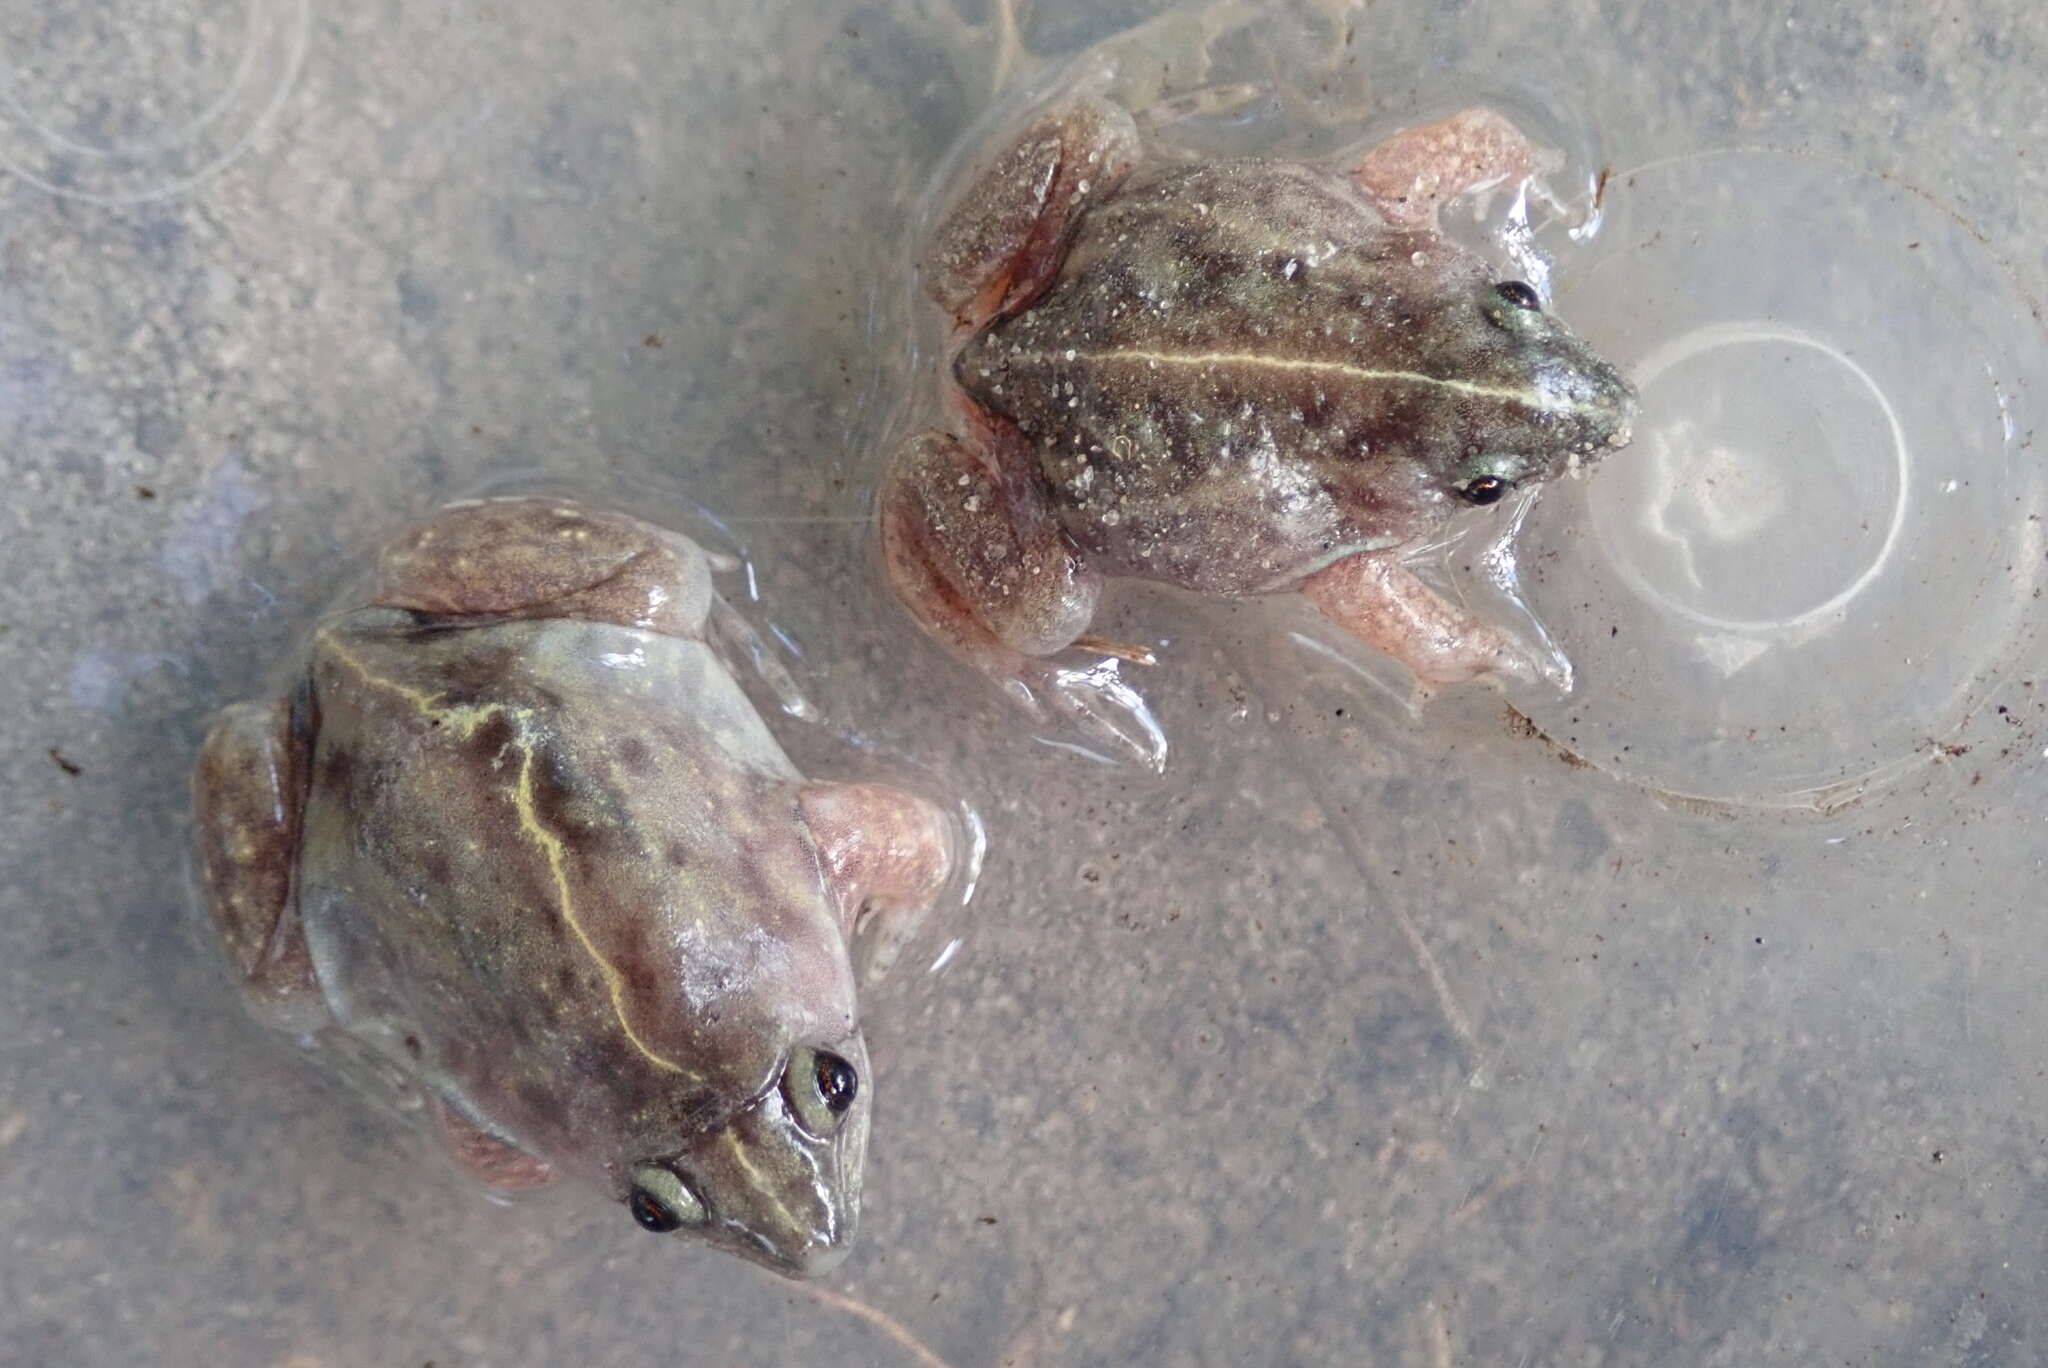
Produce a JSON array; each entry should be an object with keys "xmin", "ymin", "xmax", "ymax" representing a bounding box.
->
[
  {"xmin": 1030, "ymin": 656, "xmax": 1169, "ymax": 773},
  {"xmin": 1496, "ymin": 632, "xmax": 1573, "ymax": 692}
]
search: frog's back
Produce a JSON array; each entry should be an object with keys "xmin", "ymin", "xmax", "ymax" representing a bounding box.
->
[
  {"xmin": 296, "ymin": 612, "xmax": 851, "ymax": 1179},
  {"xmin": 956, "ymin": 159, "xmax": 1488, "ymax": 594}
]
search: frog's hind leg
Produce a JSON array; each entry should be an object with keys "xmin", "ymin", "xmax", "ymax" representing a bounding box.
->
[
  {"xmin": 192, "ymin": 695, "xmax": 328, "ymax": 1034},
  {"xmin": 374, "ymin": 497, "xmax": 717, "ymax": 640},
  {"xmin": 1347, "ymin": 107, "xmax": 1557, "ymax": 232},
  {"xmin": 881, "ymin": 426, "xmax": 1100, "ymax": 665},
  {"xmin": 923, "ymin": 96, "xmax": 1140, "ymax": 328},
  {"xmin": 1300, "ymin": 552, "xmax": 1542, "ymax": 687},
  {"xmin": 882, "ymin": 428, "xmax": 1167, "ymax": 769}
]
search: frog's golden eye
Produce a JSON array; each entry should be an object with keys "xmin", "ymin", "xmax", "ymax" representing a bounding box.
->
[
  {"xmin": 785, "ymin": 1046, "xmax": 860, "ymax": 1135},
  {"xmin": 627, "ymin": 1163, "xmax": 704, "ymax": 1234},
  {"xmin": 1460, "ymin": 475, "xmax": 1512, "ymax": 506},
  {"xmin": 1494, "ymin": 280, "xmax": 1542, "ymax": 311}
]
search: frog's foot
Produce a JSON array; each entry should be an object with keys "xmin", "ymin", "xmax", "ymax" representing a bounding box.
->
[
  {"xmin": 1348, "ymin": 106, "xmax": 1557, "ymax": 233},
  {"xmin": 192, "ymin": 696, "xmax": 328, "ymax": 1034},
  {"xmin": 922, "ymin": 96, "xmax": 1141, "ymax": 328},
  {"xmin": 1299, "ymin": 552, "xmax": 1545, "ymax": 687},
  {"xmin": 1022, "ymin": 653, "xmax": 1168, "ymax": 773},
  {"xmin": 374, "ymin": 497, "xmax": 717, "ymax": 640},
  {"xmin": 428, "ymin": 1096, "xmax": 555, "ymax": 1192}
]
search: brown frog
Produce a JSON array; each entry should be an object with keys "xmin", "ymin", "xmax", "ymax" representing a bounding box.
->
[
  {"xmin": 883, "ymin": 98, "xmax": 1637, "ymax": 761},
  {"xmin": 193, "ymin": 498, "xmax": 958, "ymax": 1277}
]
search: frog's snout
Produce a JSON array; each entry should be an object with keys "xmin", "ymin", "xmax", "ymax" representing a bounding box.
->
[
  {"xmin": 1578, "ymin": 359, "xmax": 1640, "ymax": 457},
  {"xmin": 766, "ymin": 1224, "xmax": 855, "ymax": 1278}
]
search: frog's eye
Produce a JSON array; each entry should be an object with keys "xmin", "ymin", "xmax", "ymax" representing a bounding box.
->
[
  {"xmin": 1460, "ymin": 475, "xmax": 1512, "ymax": 506},
  {"xmin": 816, "ymin": 1052, "xmax": 859, "ymax": 1112},
  {"xmin": 785, "ymin": 1046, "xmax": 860, "ymax": 1136},
  {"xmin": 1494, "ymin": 280, "xmax": 1542, "ymax": 311},
  {"xmin": 627, "ymin": 1163, "xmax": 705, "ymax": 1234}
]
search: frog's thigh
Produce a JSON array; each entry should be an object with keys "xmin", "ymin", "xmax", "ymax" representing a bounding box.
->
[
  {"xmin": 881, "ymin": 429, "xmax": 1100, "ymax": 661},
  {"xmin": 1299, "ymin": 552, "xmax": 1536, "ymax": 686},
  {"xmin": 799, "ymin": 781, "xmax": 957, "ymax": 936},
  {"xmin": 374, "ymin": 497, "xmax": 716, "ymax": 638},
  {"xmin": 923, "ymin": 97, "xmax": 1140, "ymax": 326},
  {"xmin": 1348, "ymin": 106, "xmax": 1548, "ymax": 231},
  {"xmin": 428, "ymin": 1096, "xmax": 555, "ymax": 1191},
  {"xmin": 192, "ymin": 697, "xmax": 325, "ymax": 1030}
]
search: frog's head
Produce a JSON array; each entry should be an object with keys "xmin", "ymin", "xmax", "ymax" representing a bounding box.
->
[
  {"xmin": 1433, "ymin": 272, "xmax": 1638, "ymax": 511},
  {"xmin": 1368, "ymin": 235, "xmax": 1638, "ymax": 518},
  {"xmin": 621, "ymin": 1035, "xmax": 871, "ymax": 1278}
]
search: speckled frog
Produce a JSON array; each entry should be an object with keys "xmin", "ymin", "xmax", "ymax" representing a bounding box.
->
[
  {"xmin": 193, "ymin": 498, "xmax": 957, "ymax": 1277},
  {"xmin": 883, "ymin": 98, "xmax": 1637, "ymax": 753}
]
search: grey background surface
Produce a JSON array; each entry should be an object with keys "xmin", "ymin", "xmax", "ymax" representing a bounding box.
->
[{"xmin": 4, "ymin": 1, "xmax": 2046, "ymax": 1364}]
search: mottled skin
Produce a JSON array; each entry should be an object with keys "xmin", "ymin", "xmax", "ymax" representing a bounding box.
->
[
  {"xmin": 884, "ymin": 100, "xmax": 1638, "ymax": 754},
  {"xmin": 193, "ymin": 498, "xmax": 956, "ymax": 1277}
]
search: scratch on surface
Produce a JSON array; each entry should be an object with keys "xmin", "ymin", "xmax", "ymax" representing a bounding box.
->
[
  {"xmin": 1218, "ymin": 637, "xmax": 1484, "ymax": 1070},
  {"xmin": 1450, "ymin": 1171, "xmax": 1525, "ymax": 1228},
  {"xmin": 1313, "ymin": 766, "xmax": 1483, "ymax": 1066},
  {"xmin": 1427, "ymin": 1300, "xmax": 1455, "ymax": 1368},
  {"xmin": 1379, "ymin": 889, "xmax": 1482, "ymax": 1065},
  {"xmin": 785, "ymin": 1281, "xmax": 956, "ymax": 1368}
]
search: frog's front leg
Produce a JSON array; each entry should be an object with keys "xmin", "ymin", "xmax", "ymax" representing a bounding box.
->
[
  {"xmin": 192, "ymin": 695, "xmax": 327, "ymax": 1033},
  {"xmin": 922, "ymin": 96, "xmax": 1140, "ymax": 327},
  {"xmin": 428, "ymin": 1096, "xmax": 555, "ymax": 1192},
  {"xmin": 1349, "ymin": 106, "xmax": 1555, "ymax": 232},
  {"xmin": 1299, "ymin": 551, "xmax": 1541, "ymax": 687},
  {"xmin": 799, "ymin": 782, "xmax": 958, "ymax": 938},
  {"xmin": 881, "ymin": 427, "xmax": 1166, "ymax": 769}
]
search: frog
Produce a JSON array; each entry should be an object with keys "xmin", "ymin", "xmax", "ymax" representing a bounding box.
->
[
  {"xmin": 192, "ymin": 497, "xmax": 959, "ymax": 1278},
  {"xmin": 882, "ymin": 97, "xmax": 1638, "ymax": 761}
]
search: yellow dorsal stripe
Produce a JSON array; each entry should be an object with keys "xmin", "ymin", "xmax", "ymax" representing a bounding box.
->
[
  {"xmin": 1026, "ymin": 346, "xmax": 1577, "ymax": 413},
  {"xmin": 323, "ymin": 633, "xmax": 691, "ymax": 1076},
  {"xmin": 510, "ymin": 741, "xmax": 692, "ymax": 1076}
]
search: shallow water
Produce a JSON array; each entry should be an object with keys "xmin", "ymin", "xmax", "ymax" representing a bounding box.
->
[{"xmin": 6, "ymin": 1, "xmax": 2048, "ymax": 1364}]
